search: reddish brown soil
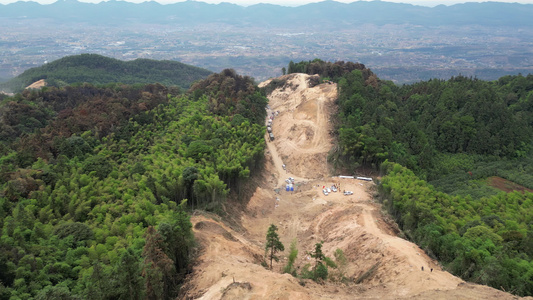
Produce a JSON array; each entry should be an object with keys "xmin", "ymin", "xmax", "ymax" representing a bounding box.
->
[{"xmin": 487, "ymin": 176, "xmax": 533, "ymax": 193}]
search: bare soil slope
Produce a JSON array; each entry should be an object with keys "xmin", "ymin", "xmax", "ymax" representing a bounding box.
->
[
  {"xmin": 181, "ymin": 74, "xmax": 525, "ymax": 300},
  {"xmin": 488, "ymin": 176, "xmax": 533, "ymax": 194},
  {"xmin": 25, "ymin": 79, "xmax": 46, "ymax": 89}
]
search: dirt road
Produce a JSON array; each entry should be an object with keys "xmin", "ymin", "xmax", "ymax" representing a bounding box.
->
[{"xmin": 182, "ymin": 73, "xmax": 521, "ymax": 299}]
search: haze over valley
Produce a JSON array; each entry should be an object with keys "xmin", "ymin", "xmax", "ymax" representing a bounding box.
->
[{"xmin": 1, "ymin": 0, "xmax": 533, "ymax": 84}]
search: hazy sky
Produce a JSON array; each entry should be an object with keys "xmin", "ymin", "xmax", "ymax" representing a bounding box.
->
[{"xmin": 1, "ymin": 0, "xmax": 533, "ymax": 6}]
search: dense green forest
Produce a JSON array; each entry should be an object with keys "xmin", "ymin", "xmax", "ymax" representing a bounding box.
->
[
  {"xmin": 335, "ymin": 71, "xmax": 533, "ymax": 185},
  {"xmin": 327, "ymin": 61, "xmax": 533, "ymax": 295},
  {"xmin": 0, "ymin": 69, "xmax": 267, "ymax": 299},
  {"xmin": 379, "ymin": 162, "xmax": 533, "ymax": 295},
  {"xmin": 287, "ymin": 59, "xmax": 377, "ymax": 84},
  {"xmin": 0, "ymin": 54, "xmax": 212, "ymax": 93}
]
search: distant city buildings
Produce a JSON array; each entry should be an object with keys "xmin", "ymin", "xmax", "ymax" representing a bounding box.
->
[{"xmin": 1, "ymin": 20, "xmax": 532, "ymax": 83}]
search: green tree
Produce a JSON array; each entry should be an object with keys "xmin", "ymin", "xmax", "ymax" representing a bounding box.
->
[
  {"xmin": 115, "ymin": 248, "xmax": 144, "ymax": 300},
  {"xmin": 82, "ymin": 155, "xmax": 112, "ymax": 180},
  {"xmin": 283, "ymin": 239, "xmax": 298, "ymax": 275},
  {"xmin": 265, "ymin": 224, "xmax": 284, "ymax": 270},
  {"xmin": 158, "ymin": 200, "xmax": 194, "ymax": 282},
  {"xmin": 182, "ymin": 167, "xmax": 198, "ymax": 207},
  {"xmin": 309, "ymin": 241, "xmax": 326, "ymax": 280},
  {"xmin": 35, "ymin": 285, "xmax": 81, "ymax": 300},
  {"xmin": 307, "ymin": 241, "xmax": 336, "ymax": 282},
  {"xmin": 331, "ymin": 248, "xmax": 348, "ymax": 282},
  {"xmin": 86, "ymin": 262, "xmax": 113, "ymax": 300}
]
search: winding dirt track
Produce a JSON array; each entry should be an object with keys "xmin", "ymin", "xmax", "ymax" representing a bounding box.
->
[{"xmin": 182, "ymin": 74, "xmax": 523, "ymax": 300}]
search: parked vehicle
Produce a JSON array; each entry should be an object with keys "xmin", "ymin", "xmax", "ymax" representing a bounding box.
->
[
  {"xmin": 331, "ymin": 186, "xmax": 337, "ymax": 192},
  {"xmin": 343, "ymin": 191, "xmax": 353, "ymax": 195},
  {"xmin": 323, "ymin": 189, "xmax": 329, "ymax": 196},
  {"xmin": 356, "ymin": 176, "xmax": 372, "ymax": 181}
]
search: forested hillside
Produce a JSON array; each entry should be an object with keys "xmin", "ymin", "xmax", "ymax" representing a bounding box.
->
[
  {"xmin": 379, "ymin": 162, "xmax": 533, "ymax": 295},
  {"xmin": 286, "ymin": 59, "xmax": 372, "ymax": 81},
  {"xmin": 325, "ymin": 62, "xmax": 533, "ymax": 295},
  {"xmin": 0, "ymin": 70, "xmax": 267, "ymax": 299},
  {"xmin": 0, "ymin": 54, "xmax": 212, "ymax": 93},
  {"xmin": 335, "ymin": 71, "xmax": 533, "ymax": 183}
]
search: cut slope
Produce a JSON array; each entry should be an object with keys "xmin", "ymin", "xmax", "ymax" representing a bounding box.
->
[
  {"xmin": 182, "ymin": 73, "xmax": 525, "ymax": 299},
  {"xmin": 25, "ymin": 79, "xmax": 46, "ymax": 90},
  {"xmin": 261, "ymin": 74, "xmax": 337, "ymax": 180},
  {"xmin": 488, "ymin": 176, "xmax": 533, "ymax": 193}
]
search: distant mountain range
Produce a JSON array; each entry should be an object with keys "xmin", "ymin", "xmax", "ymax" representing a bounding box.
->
[
  {"xmin": 0, "ymin": 54, "xmax": 212, "ymax": 92},
  {"xmin": 1, "ymin": 0, "xmax": 533, "ymax": 27}
]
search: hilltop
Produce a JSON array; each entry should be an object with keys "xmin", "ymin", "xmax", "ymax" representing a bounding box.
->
[
  {"xmin": 180, "ymin": 73, "xmax": 524, "ymax": 299},
  {"xmin": 1, "ymin": 53, "xmax": 533, "ymax": 298},
  {"xmin": 0, "ymin": 54, "xmax": 212, "ymax": 93},
  {"xmin": 0, "ymin": 69, "xmax": 267, "ymax": 299}
]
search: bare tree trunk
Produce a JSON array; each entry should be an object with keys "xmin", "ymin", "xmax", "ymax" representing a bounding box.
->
[{"xmin": 270, "ymin": 242, "xmax": 274, "ymax": 269}]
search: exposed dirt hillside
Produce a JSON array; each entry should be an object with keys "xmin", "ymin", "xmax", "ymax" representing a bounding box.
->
[
  {"xmin": 25, "ymin": 79, "xmax": 46, "ymax": 89},
  {"xmin": 181, "ymin": 73, "xmax": 526, "ymax": 300}
]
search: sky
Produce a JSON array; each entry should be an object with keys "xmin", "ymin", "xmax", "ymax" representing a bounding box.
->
[{"xmin": 1, "ymin": 0, "xmax": 533, "ymax": 6}]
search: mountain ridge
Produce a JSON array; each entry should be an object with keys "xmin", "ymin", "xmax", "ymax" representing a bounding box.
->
[
  {"xmin": 2, "ymin": 0, "xmax": 533, "ymax": 27},
  {"xmin": 0, "ymin": 54, "xmax": 213, "ymax": 92}
]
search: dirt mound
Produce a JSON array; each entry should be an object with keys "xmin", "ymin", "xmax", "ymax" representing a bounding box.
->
[
  {"xmin": 264, "ymin": 73, "xmax": 337, "ymax": 180},
  {"xmin": 25, "ymin": 79, "xmax": 46, "ymax": 89},
  {"xmin": 181, "ymin": 73, "xmax": 524, "ymax": 300},
  {"xmin": 220, "ymin": 282, "xmax": 252, "ymax": 299},
  {"xmin": 194, "ymin": 221, "xmax": 238, "ymax": 242}
]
